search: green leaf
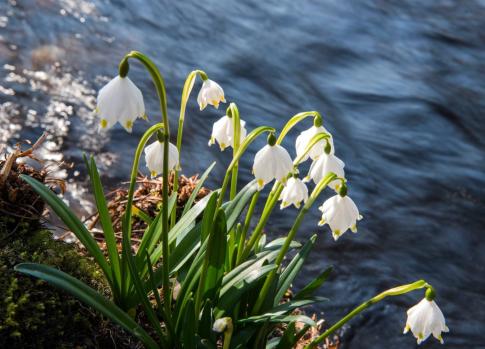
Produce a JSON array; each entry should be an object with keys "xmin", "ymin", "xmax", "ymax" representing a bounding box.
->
[
  {"xmin": 217, "ymin": 264, "xmax": 277, "ymax": 315},
  {"xmin": 137, "ymin": 193, "xmax": 177, "ymax": 259},
  {"xmin": 85, "ymin": 156, "xmax": 121, "ymax": 292},
  {"xmin": 181, "ymin": 162, "xmax": 216, "ymax": 217},
  {"xmin": 222, "ymin": 180, "xmax": 258, "ymax": 229},
  {"xmin": 199, "ymin": 300, "xmax": 215, "ymax": 343},
  {"xmin": 121, "ymin": 227, "xmax": 167, "ymax": 343},
  {"xmin": 202, "ymin": 209, "xmax": 227, "ymax": 302},
  {"xmin": 221, "ymin": 249, "xmax": 279, "ymax": 289},
  {"xmin": 274, "ymin": 234, "xmax": 317, "ymax": 306},
  {"xmin": 19, "ymin": 175, "xmax": 113, "ymax": 285},
  {"xmin": 294, "ymin": 266, "xmax": 333, "ymax": 300},
  {"xmin": 238, "ymin": 314, "xmax": 315, "ymax": 326},
  {"xmin": 132, "ymin": 205, "xmax": 153, "ymax": 225},
  {"xmin": 14, "ymin": 263, "xmax": 158, "ymax": 349},
  {"xmin": 150, "ymin": 192, "xmax": 215, "ymax": 264},
  {"xmin": 201, "ymin": 192, "xmax": 218, "ymax": 242},
  {"xmin": 181, "ymin": 298, "xmax": 197, "ymax": 349},
  {"xmin": 168, "ymin": 223, "xmax": 202, "ymax": 275},
  {"xmin": 269, "ymin": 297, "xmax": 328, "ymax": 316}
]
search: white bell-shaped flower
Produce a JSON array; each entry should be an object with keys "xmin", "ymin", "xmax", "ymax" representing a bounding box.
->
[
  {"xmin": 404, "ymin": 298, "xmax": 449, "ymax": 344},
  {"xmin": 279, "ymin": 177, "xmax": 308, "ymax": 209},
  {"xmin": 96, "ymin": 75, "xmax": 145, "ymax": 132},
  {"xmin": 208, "ymin": 115, "xmax": 247, "ymax": 151},
  {"xmin": 318, "ymin": 194, "xmax": 362, "ymax": 240},
  {"xmin": 144, "ymin": 140, "xmax": 179, "ymax": 177},
  {"xmin": 295, "ymin": 125, "xmax": 334, "ymax": 162},
  {"xmin": 305, "ymin": 153, "xmax": 345, "ymax": 191},
  {"xmin": 197, "ymin": 79, "xmax": 226, "ymax": 110},
  {"xmin": 253, "ymin": 144, "xmax": 293, "ymax": 190}
]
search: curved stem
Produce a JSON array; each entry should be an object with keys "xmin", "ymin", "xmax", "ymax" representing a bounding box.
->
[
  {"xmin": 172, "ymin": 70, "xmax": 208, "ymax": 226},
  {"xmin": 238, "ymin": 133, "xmax": 330, "ymax": 263},
  {"xmin": 276, "ymin": 111, "xmax": 322, "ymax": 145},
  {"xmin": 305, "ymin": 280, "xmax": 431, "ymax": 348},
  {"xmin": 239, "ymin": 183, "xmax": 284, "ymax": 262},
  {"xmin": 120, "ymin": 51, "xmax": 172, "ymax": 315},
  {"xmin": 252, "ymin": 173, "xmax": 338, "ymax": 314},
  {"xmin": 228, "ymin": 103, "xmax": 241, "ymax": 200},
  {"xmin": 235, "ymin": 191, "xmax": 260, "ymax": 265},
  {"xmin": 121, "ymin": 123, "xmax": 164, "ymax": 298}
]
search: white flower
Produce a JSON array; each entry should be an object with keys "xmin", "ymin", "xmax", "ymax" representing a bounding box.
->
[
  {"xmin": 295, "ymin": 125, "xmax": 334, "ymax": 162},
  {"xmin": 253, "ymin": 144, "xmax": 293, "ymax": 190},
  {"xmin": 208, "ymin": 115, "xmax": 247, "ymax": 151},
  {"xmin": 96, "ymin": 75, "xmax": 145, "ymax": 132},
  {"xmin": 279, "ymin": 177, "xmax": 308, "ymax": 209},
  {"xmin": 404, "ymin": 298, "xmax": 449, "ymax": 344},
  {"xmin": 144, "ymin": 141, "xmax": 179, "ymax": 177},
  {"xmin": 213, "ymin": 317, "xmax": 232, "ymax": 333},
  {"xmin": 305, "ymin": 153, "xmax": 345, "ymax": 191},
  {"xmin": 197, "ymin": 79, "xmax": 226, "ymax": 110},
  {"xmin": 318, "ymin": 194, "xmax": 362, "ymax": 240}
]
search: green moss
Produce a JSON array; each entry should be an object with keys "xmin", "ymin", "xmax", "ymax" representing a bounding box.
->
[{"xmin": 0, "ymin": 217, "xmax": 112, "ymax": 348}]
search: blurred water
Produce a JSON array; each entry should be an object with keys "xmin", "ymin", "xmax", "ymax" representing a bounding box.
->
[{"xmin": 1, "ymin": 0, "xmax": 485, "ymax": 347}]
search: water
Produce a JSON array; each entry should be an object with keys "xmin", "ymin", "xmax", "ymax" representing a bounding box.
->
[{"xmin": 1, "ymin": 0, "xmax": 485, "ymax": 347}]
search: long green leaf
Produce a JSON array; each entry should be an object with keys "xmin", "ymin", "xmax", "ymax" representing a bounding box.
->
[
  {"xmin": 20, "ymin": 175, "xmax": 112, "ymax": 285},
  {"xmin": 202, "ymin": 209, "xmax": 227, "ymax": 301},
  {"xmin": 238, "ymin": 314, "xmax": 315, "ymax": 326},
  {"xmin": 181, "ymin": 162, "xmax": 216, "ymax": 217},
  {"xmin": 294, "ymin": 266, "xmax": 333, "ymax": 300},
  {"xmin": 150, "ymin": 193, "xmax": 214, "ymax": 264},
  {"xmin": 181, "ymin": 298, "xmax": 197, "ymax": 349},
  {"xmin": 14, "ymin": 263, "xmax": 158, "ymax": 349},
  {"xmin": 86, "ymin": 156, "xmax": 121, "ymax": 292},
  {"xmin": 217, "ymin": 264, "xmax": 277, "ymax": 315},
  {"xmin": 137, "ymin": 193, "xmax": 177, "ymax": 259},
  {"xmin": 121, "ymin": 224, "xmax": 167, "ymax": 344},
  {"xmin": 274, "ymin": 234, "xmax": 317, "ymax": 305}
]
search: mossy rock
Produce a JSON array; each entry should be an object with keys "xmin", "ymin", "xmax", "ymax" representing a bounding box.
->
[{"xmin": 0, "ymin": 217, "xmax": 136, "ymax": 348}]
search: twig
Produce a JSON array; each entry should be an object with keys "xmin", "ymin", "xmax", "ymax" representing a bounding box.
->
[{"xmin": 0, "ymin": 132, "xmax": 48, "ymax": 187}]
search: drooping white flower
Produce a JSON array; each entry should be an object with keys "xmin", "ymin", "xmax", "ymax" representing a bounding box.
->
[
  {"xmin": 404, "ymin": 298, "xmax": 449, "ymax": 344},
  {"xmin": 144, "ymin": 141, "xmax": 179, "ymax": 177},
  {"xmin": 295, "ymin": 125, "xmax": 334, "ymax": 162},
  {"xmin": 279, "ymin": 177, "xmax": 308, "ymax": 209},
  {"xmin": 318, "ymin": 194, "xmax": 362, "ymax": 240},
  {"xmin": 96, "ymin": 75, "xmax": 145, "ymax": 132},
  {"xmin": 197, "ymin": 79, "xmax": 226, "ymax": 110},
  {"xmin": 208, "ymin": 115, "xmax": 247, "ymax": 151},
  {"xmin": 253, "ymin": 144, "xmax": 293, "ymax": 190},
  {"xmin": 305, "ymin": 153, "xmax": 345, "ymax": 191}
]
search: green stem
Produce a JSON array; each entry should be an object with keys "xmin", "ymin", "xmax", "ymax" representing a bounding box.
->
[
  {"xmin": 223, "ymin": 319, "xmax": 234, "ymax": 349},
  {"xmin": 121, "ymin": 123, "xmax": 164, "ymax": 299},
  {"xmin": 252, "ymin": 173, "xmax": 338, "ymax": 314},
  {"xmin": 305, "ymin": 280, "xmax": 431, "ymax": 348},
  {"xmin": 121, "ymin": 51, "xmax": 171, "ymax": 315},
  {"xmin": 238, "ymin": 128, "xmax": 331, "ymax": 263},
  {"xmin": 172, "ymin": 70, "xmax": 208, "ymax": 227},
  {"xmin": 239, "ymin": 183, "xmax": 284, "ymax": 262},
  {"xmin": 228, "ymin": 103, "xmax": 241, "ymax": 200},
  {"xmin": 235, "ymin": 191, "xmax": 260, "ymax": 265}
]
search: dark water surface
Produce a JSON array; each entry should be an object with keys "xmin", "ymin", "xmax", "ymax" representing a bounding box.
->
[{"xmin": 1, "ymin": 0, "xmax": 485, "ymax": 347}]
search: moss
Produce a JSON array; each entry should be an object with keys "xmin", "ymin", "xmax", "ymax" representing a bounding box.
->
[{"xmin": 0, "ymin": 217, "xmax": 119, "ymax": 348}]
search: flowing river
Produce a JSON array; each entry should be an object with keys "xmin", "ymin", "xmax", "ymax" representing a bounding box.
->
[{"xmin": 1, "ymin": 1, "xmax": 484, "ymax": 347}]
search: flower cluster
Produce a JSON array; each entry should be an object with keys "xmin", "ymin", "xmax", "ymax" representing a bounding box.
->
[{"xmin": 94, "ymin": 61, "xmax": 448, "ymax": 346}]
